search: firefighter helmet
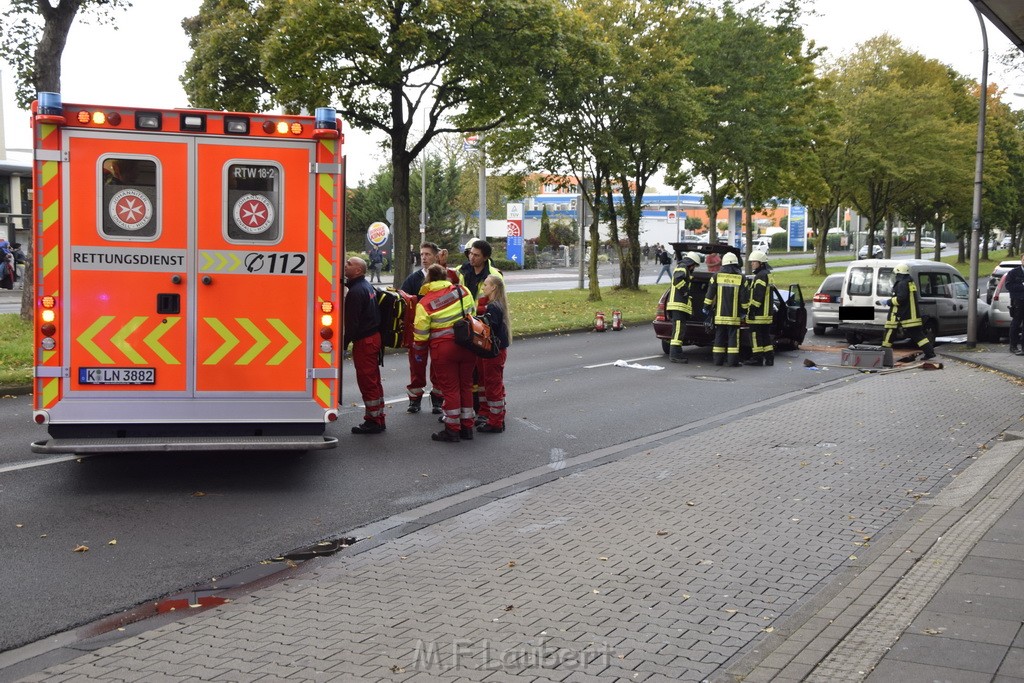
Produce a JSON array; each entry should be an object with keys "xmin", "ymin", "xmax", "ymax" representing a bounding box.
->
[
  {"xmin": 721, "ymin": 252, "xmax": 739, "ymax": 266},
  {"xmin": 893, "ymin": 262, "xmax": 910, "ymax": 275},
  {"xmin": 749, "ymin": 250, "xmax": 768, "ymax": 263},
  {"xmin": 681, "ymin": 251, "xmax": 702, "ymax": 266}
]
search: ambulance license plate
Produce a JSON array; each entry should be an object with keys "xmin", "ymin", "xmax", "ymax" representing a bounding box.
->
[{"xmin": 79, "ymin": 367, "xmax": 156, "ymax": 385}]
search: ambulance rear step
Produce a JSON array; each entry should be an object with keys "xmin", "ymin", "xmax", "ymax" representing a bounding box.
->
[{"xmin": 31, "ymin": 435, "xmax": 339, "ymax": 454}]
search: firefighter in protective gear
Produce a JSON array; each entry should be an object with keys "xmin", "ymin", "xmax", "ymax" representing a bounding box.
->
[
  {"xmin": 882, "ymin": 262, "xmax": 936, "ymax": 359},
  {"xmin": 743, "ymin": 250, "xmax": 774, "ymax": 366},
  {"xmin": 344, "ymin": 257, "xmax": 386, "ymax": 434},
  {"xmin": 412, "ymin": 264, "xmax": 479, "ymax": 442},
  {"xmin": 667, "ymin": 251, "xmax": 702, "ymax": 363},
  {"xmin": 703, "ymin": 251, "xmax": 747, "ymax": 366}
]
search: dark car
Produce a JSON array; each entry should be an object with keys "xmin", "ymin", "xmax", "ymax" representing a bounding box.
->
[{"xmin": 651, "ymin": 242, "xmax": 807, "ymax": 355}]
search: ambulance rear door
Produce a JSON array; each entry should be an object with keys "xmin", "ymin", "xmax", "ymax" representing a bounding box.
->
[{"xmin": 193, "ymin": 138, "xmax": 316, "ymax": 404}]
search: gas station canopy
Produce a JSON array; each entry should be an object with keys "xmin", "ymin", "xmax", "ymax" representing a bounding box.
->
[{"xmin": 971, "ymin": 0, "xmax": 1024, "ymax": 51}]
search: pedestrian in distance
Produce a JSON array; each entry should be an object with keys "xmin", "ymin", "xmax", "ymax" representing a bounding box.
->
[
  {"xmin": 881, "ymin": 262, "xmax": 936, "ymax": 360},
  {"xmin": 743, "ymin": 250, "xmax": 775, "ymax": 366},
  {"xmin": 344, "ymin": 257, "xmax": 387, "ymax": 434},
  {"xmin": 703, "ymin": 251, "xmax": 747, "ymax": 367},
  {"xmin": 655, "ymin": 247, "xmax": 673, "ymax": 284},
  {"xmin": 1004, "ymin": 253, "xmax": 1024, "ymax": 356},
  {"xmin": 399, "ymin": 242, "xmax": 445, "ymax": 414},
  {"xmin": 10, "ymin": 242, "xmax": 25, "ymax": 288},
  {"xmin": 413, "ymin": 264, "xmax": 478, "ymax": 443},
  {"xmin": 477, "ymin": 274, "xmax": 511, "ymax": 433},
  {"xmin": 668, "ymin": 250, "xmax": 702, "ymax": 364},
  {"xmin": 367, "ymin": 246, "xmax": 384, "ymax": 283}
]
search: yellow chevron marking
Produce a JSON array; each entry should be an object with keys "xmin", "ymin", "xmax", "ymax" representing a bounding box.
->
[
  {"xmin": 319, "ymin": 173, "xmax": 334, "ymax": 197},
  {"xmin": 43, "ymin": 349, "xmax": 56, "ymax": 364},
  {"xmin": 43, "ymin": 245, "xmax": 59, "ymax": 277},
  {"xmin": 218, "ymin": 253, "xmax": 229, "ymax": 271},
  {"xmin": 319, "ymin": 352, "xmax": 332, "ymax": 365},
  {"xmin": 143, "ymin": 317, "xmax": 180, "ymax": 364},
  {"xmin": 202, "ymin": 251, "xmax": 213, "ymax": 271},
  {"xmin": 316, "ymin": 379, "xmax": 331, "ymax": 407},
  {"xmin": 42, "ymin": 378, "xmax": 58, "ymax": 407},
  {"xmin": 267, "ymin": 319, "xmax": 300, "ymax": 365},
  {"xmin": 320, "ymin": 139, "xmax": 336, "ymax": 155},
  {"xmin": 40, "ymin": 123, "xmax": 57, "ymax": 140},
  {"xmin": 235, "ymin": 318, "xmax": 270, "ymax": 365},
  {"xmin": 228, "ymin": 252, "xmax": 241, "ymax": 272},
  {"xmin": 43, "ymin": 200, "xmax": 59, "ymax": 230},
  {"xmin": 318, "ymin": 253, "xmax": 333, "ymax": 283},
  {"xmin": 110, "ymin": 316, "xmax": 148, "ymax": 364},
  {"xmin": 203, "ymin": 318, "xmax": 239, "ymax": 365},
  {"xmin": 41, "ymin": 160, "xmax": 58, "ymax": 186},
  {"xmin": 77, "ymin": 316, "xmax": 115, "ymax": 364},
  {"xmin": 318, "ymin": 209, "xmax": 333, "ymax": 239}
]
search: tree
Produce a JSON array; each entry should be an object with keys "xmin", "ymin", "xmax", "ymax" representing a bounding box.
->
[
  {"xmin": 537, "ymin": 206, "xmax": 552, "ymax": 250},
  {"xmin": 1, "ymin": 0, "xmax": 132, "ymax": 320},
  {"xmin": 183, "ymin": 0, "xmax": 562, "ymax": 288}
]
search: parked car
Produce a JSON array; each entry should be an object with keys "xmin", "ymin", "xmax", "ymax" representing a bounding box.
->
[
  {"xmin": 858, "ymin": 244, "xmax": 884, "ymax": 259},
  {"xmin": 986, "ymin": 259, "xmax": 1019, "ymax": 303},
  {"xmin": 810, "ymin": 273, "xmax": 844, "ymax": 336},
  {"xmin": 651, "ymin": 242, "xmax": 807, "ymax": 356},
  {"xmin": 986, "ymin": 273, "xmax": 1012, "ymax": 341},
  {"xmin": 1001, "ymin": 236, "xmax": 1013, "ymax": 250},
  {"xmin": 919, "ymin": 237, "xmax": 946, "ymax": 251},
  {"xmin": 837, "ymin": 259, "xmax": 990, "ymax": 346}
]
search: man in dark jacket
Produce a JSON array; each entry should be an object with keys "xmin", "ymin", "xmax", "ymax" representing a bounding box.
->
[
  {"xmin": 1004, "ymin": 254, "xmax": 1024, "ymax": 355},
  {"xmin": 703, "ymin": 252, "xmax": 746, "ymax": 367},
  {"xmin": 881, "ymin": 262, "xmax": 936, "ymax": 360},
  {"xmin": 344, "ymin": 257, "xmax": 386, "ymax": 434},
  {"xmin": 458, "ymin": 239, "xmax": 503, "ymax": 303},
  {"xmin": 743, "ymin": 251, "xmax": 774, "ymax": 366},
  {"xmin": 667, "ymin": 250, "xmax": 701, "ymax": 363}
]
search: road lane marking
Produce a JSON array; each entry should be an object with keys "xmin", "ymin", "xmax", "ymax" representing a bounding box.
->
[{"xmin": 0, "ymin": 454, "xmax": 93, "ymax": 473}]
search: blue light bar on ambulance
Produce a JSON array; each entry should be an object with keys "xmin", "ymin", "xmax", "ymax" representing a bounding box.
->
[
  {"xmin": 315, "ymin": 107, "xmax": 337, "ymax": 130},
  {"xmin": 38, "ymin": 92, "xmax": 63, "ymax": 116},
  {"xmin": 135, "ymin": 111, "xmax": 162, "ymax": 130}
]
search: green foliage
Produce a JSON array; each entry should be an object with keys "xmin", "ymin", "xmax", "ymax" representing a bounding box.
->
[
  {"xmin": 0, "ymin": 313, "xmax": 33, "ymax": 386},
  {"xmin": 538, "ymin": 206, "xmax": 552, "ymax": 249}
]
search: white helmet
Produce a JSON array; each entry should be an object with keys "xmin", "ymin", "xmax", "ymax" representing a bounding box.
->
[
  {"xmin": 681, "ymin": 251, "xmax": 702, "ymax": 266},
  {"xmin": 749, "ymin": 250, "xmax": 768, "ymax": 263},
  {"xmin": 721, "ymin": 252, "xmax": 739, "ymax": 266},
  {"xmin": 893, "ymin": 262, "xmax": 910, "ymax": 275}
]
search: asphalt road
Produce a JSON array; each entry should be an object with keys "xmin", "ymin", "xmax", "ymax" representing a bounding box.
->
[{"xmin": 0, "ymin": 324, "xmax": 854, "ymax": 654}]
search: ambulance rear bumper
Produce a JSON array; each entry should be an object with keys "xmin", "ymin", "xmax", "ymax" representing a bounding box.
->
[{"xmin": 31, "ymin": 434, "xmax": 338, "ymax": 454}]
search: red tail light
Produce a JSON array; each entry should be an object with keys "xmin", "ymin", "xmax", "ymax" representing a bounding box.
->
[
  {"xmin": 812, "ymin": 292, "xmax": 833, "ymax": 303},
  {"xmin": 655, "ymin": 300, "xmax": 667, "ymax": 322}
]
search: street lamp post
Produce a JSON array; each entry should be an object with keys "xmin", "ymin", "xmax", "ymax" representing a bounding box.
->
[{"xmin": 967, "ymin": 7, "xmax": 988, "ymax": 347}]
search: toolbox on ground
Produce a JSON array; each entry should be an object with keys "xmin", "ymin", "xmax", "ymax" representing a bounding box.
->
[{"xmin": 841, "ymin": 344, "xmax": 893, "ymax": 369}]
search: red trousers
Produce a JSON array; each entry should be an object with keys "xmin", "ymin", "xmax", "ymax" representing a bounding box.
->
[
  {"xmin": 479, "ymin": 349, "xmax": 507, "ymax": 427},
  {"xmin": 430, "ymin": 339, "xmax": 476, "ymax": 431},
  {"xmin": 352, "ymin": 333, "xmax": 385, "ymax": 426},
  {"xmin": 406, "ymin": 347, "xmax": 442, "ymax": 401}
]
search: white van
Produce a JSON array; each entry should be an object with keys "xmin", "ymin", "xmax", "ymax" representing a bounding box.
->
[{"xmin": 838, "ymin": 259, "xmax": 990, "ymax": 345}]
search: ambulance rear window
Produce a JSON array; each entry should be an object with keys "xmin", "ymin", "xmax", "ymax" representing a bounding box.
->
[
  {"xmin": 225, "ymin": 162, "xmax": 281, "ymax": 243},
  {"xmin": 100, "ymin": 157, "xmax": 159, "ymax": 240}
]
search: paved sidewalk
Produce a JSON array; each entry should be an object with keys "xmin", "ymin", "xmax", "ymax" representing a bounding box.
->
[{"xmin": 3, "ymin": 345, "xmax": 1024, "ymax": 682}]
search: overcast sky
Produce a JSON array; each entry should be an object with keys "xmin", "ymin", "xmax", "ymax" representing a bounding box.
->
[{"xmin": 2, "ymin": 0, "xmax": 1023, "ymax": 186}]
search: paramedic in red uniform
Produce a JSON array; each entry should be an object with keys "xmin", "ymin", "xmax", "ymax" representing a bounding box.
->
[
  {"xmin": 412, "ymin": 264, "xmax": 477, "ymax": 442},
  {"xmin": 344, "ymin": 257, "xmax": 386, "ymax": 435}
]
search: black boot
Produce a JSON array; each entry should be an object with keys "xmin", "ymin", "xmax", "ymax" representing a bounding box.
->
[
  {"xmin": 764, "ymin": 352, "xmax": 774, "ymax": 367},
  {"xmin": 713, "ymin": 353, "xmax": 725, "ymax": 366},
  {"xmin": 460, "ymin": 427, "xmax": 474, "ymax": 440},
  {"xmin": 742, "ymin": 354, "xmax": 763, "ymax": 366},
  {"xmin": 669, "ymin": 347, "xmax": 687, "ymax": 364},
  {"xmin": 430, "ymin": 393, "xmax": 443, "ymax": 414},
  {"xmin": 352, "ymin": 421, "xmax": 385, "ymax": 435},
  {"xmin": 922, "ymin": 343, "xmax": 937, "ymax": 360},
  {"xmin": 431, "ymin": 429, "xmax": 461, "ymax": 443},
  {"xmin": 407, "ymin": 397, "xmax": 422, "ymax": 413}
]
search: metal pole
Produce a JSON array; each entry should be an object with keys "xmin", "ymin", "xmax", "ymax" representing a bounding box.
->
[
  {"xmin": 420, "ymin": 108, "xmax": 427, "ymax": 243},
  {"xmin": 967, "ymin": 7, "xmax": 988, "ymax": 347},
  {"xmin": 478, "ymin": 135, "xmax": 486, "ymax": 239}
]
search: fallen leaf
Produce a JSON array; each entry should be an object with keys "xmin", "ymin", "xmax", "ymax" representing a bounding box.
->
[
  {"xmin": 15, "ymin": 524, "xmax": 23, "ymax": 528},
  {"xmin": 764, "ymin": 627, "xmax": 775, "ymax": 633},
  {"xmin": 390, "ymin": 665, "xmax": 405, "ymax": 674},
  {"xmin": 599, "ymin": 557, "xmax": 608, "ymax": 561},
  {"xmin": 504, "ymin": 605, "xmax": 514, "ymax": 612},
  {"xmin": 107, "ymin": 539, "xmax": 117, "ymax": 546},
  {"xmin": 724, "ymin": 608, "xmax": 737, "ymax": 614},
  {"xmin": 681, "ymin": 594, "xmax": 691, "ymax": 600},
  {"xmin": 656, "ymin": 530, "xmax": 669, "ymax": 536},
  {"xmin": 507, "ymin": 560, "xmax": 517, "ymax": 568},
  {"xmin": 73, "ymin": 545, "xmax": 89, "ymax": 553},
  {"xmin": 923, "ymin": 628, "xmax": 945, "ymax": 635},
  {"xmin": 686, "ymin": 501, "xmax": 696, "ymax": 507},
  {"xmin": 849, "ymin": 555, "xmax": 857, "ymax": 560},
  {"xmin": 420, "ymin": 473, "xmax": 429, "ymax": 477},
  {"xmin": 192, "ymin": 491, "xmax": 206, "ymax": 497}
]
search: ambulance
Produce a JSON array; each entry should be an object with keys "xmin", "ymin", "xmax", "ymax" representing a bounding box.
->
[{"xmin": 29, "ymin": 92, "xmax": 344, "ymax": 453}]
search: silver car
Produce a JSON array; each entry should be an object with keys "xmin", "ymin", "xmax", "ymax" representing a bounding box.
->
[
  {"xmin": 987, "ymin": 273, "xmax": 1012, "ymax": 341},
  {"xmin": 811, "ymin": 273, "xmax": 844, "ymax": 336}
]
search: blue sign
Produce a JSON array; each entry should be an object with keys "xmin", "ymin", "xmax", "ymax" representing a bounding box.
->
[
  {"xmin": 507, "ymin": 236, "xmax": 523, "ymax": 266},
  {"xmin": 789, "ymin": 202, "xmax": 806, "ymax": 248}
]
